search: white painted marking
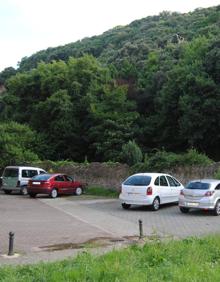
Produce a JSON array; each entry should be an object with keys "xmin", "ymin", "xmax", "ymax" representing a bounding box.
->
[{"xmin": 40, "ymin": 199, "xmax": 116, "ymax": 236}]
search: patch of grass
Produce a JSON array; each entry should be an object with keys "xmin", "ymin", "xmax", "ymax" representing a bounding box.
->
[
  {"xmin": 1, "ymin": 235, "xmax": 220, "ymax": 281},
  {"xmin": 85, "ymin": 186, "xmax": 119, "ymax": 198}
]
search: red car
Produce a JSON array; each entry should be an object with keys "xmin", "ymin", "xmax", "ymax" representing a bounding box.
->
[{"xmin": 27, "ymin": 173, "xmax": 83, "ymax": 198}]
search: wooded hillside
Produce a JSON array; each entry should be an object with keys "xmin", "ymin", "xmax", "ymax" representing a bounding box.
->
[{"xmin": 0, "ymin": 5, "xmax": 220, "ymax": 166}]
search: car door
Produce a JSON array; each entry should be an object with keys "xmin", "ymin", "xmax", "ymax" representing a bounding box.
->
[
  {"xmin": 166, "ymin": 175, "xmax": 181, "ymax": 202},
  {"xmin": 214, "ymin": 184, "xmax": 220, "ymax": 204},
  {"xmin": 158, "ymin": 175, "xmax": 172, "ymax": 204},
  {"xmin": 64, "ymin": 175, "xmax": 75, "ymax": 194},
  {"xmin": 21, "ymin": 169, "xmax": 38, "ymax": 186},
  {"xmin": 54, "ymin": 175, "xmax": 66, "ymax": 194}
]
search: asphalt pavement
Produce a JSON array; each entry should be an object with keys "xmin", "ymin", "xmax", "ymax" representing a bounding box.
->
[{"xmin": 0, "ymin": 191, "xmax": 220, "ymax": 265}]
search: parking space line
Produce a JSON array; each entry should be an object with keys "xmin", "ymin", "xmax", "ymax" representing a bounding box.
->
[{"xmin": 39, "ymin": 198, "xmax": 116, "ymax": 237}]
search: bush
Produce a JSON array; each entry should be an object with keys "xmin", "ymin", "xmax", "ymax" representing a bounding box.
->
[
  {"xmin": 131, "ymin": 149, "xmax": 213, "ymax": 173},
  {"xmin": 120, "ymin": 140, "xmax": 143, "ymax": 166},
  {"xmin": 0, "ymin": 122, "xmax": 40, "ymax": 169},
  {"xmin": 181, "ymin": 149, "xmax": 213, "ymax": 166}
]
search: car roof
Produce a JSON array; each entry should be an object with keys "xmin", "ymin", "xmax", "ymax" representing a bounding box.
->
[
  {"xmin": 39, "ymin": 173, "xmax": 64, "ymax": 177},
  {"xmin": 131, "ymin": 173, "xmax": 172, "ymax": 177},
  {"xmin": 4, "ymin": 166, "xmax": 45, "ymax": 170}
]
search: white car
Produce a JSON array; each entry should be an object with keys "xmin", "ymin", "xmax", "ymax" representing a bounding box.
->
[{"xmin": 119, "ymin": 173, "xmax": 184, "ymax": 211}]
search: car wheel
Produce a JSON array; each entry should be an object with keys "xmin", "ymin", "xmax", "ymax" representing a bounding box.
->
[
  {"xmin": 50, "ymin": 189, "xmax": 58, "ymax": 199},
  {"xmin": 20, "ymin": 186, "xmax": 28, "ymax": 195},
  {"xmin": 3, "ymin": 190, "xmax": 12, "ymax": 195},
  {"xmin": 29, "ymin": 193, "xmax": 37, "ymax": 198},
  {"xmin": 75, "ymin": 187, "xmax": 83, "ymax": 196},
  {"xmin": 213, "ymin": 201, "xmax": 220, "ymax": 216},
  {"xmin": 179, "ymin": 207, "xmax": 190, "ymax": 214},
  {"xmin": 122, "ymin": 203, "xmax": 131, "ymax": 210},
  {"xmin": 151, "ymin": 197, "xmax": 160, "ymax": 211}
]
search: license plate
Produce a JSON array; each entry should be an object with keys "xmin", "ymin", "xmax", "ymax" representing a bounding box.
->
[
  {"xmin": 33, "ymin": 182, "xmax": 40, "ymax": 185},
  {"xmin": 187, "ymin": 202, "xmax": 199, "ymax": 207}
]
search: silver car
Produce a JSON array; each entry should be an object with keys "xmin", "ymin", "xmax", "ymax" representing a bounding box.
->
[{"xmin": 179, "ymin": 179, "xmax": 220, "ymax": 215}]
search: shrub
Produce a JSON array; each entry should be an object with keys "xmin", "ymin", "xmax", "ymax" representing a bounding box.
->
[
  {"xmin": 0, "ymin": 122, "xmax": 40, "ymax": 169},
  {"xmin": 131, "ymin": 149, "xmax": 213, "ymax": 173},
  {"xmin": 120, "ymin": 140, "xmax": 143, "ymax": 166},
  {"xmin": 181, "ymin": 149, "xmax": 213, "ymax": 166}
]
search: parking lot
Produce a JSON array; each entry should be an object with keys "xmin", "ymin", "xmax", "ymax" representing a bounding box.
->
[{"xmin": 1, "ymin": 190, "xmax": 220, "ymax": 265}]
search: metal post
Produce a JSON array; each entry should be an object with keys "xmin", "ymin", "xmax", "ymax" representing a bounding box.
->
[
  {"xmin": 139, "ymin": 219, "xmax": 143, "ymax": 239},
  {"xmin": 8, "ymin": 232, "xmax": 14, "ymax": 256}
]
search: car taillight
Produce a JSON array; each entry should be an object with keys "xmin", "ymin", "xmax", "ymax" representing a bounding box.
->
[
  {"xmin": 146, "ymin": 186, "xmax": 153, "ymax": 195},
  {"xmin": 16, "ymin": 180, "xmax": 20, "ymax": 187},
  {"xmin": 204, "ymin": 191, "xmax": 215, "ymax": 197},
  {"xmin": 180, "ymin": 190, "xmax": 184, "ymax": 196}
]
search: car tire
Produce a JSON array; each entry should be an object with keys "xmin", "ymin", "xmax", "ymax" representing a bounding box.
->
[
  {"xmin": 75, "ymin": 187, "xmax": 83, "ymax": 196},
  {"xmin": 20, "ymin": 186, "xmax": 28, "ymax": 195},
  {"xmin": 179, "ymin": 207, "xmax": 190, "ymax": 213},
  {"xmin": 151, "ymin": 197, "xmax": 160, "ymax": 211},
  {"xmin": 213, "ymin": 201, "xmax": 220, "ymax": 216},
  {"xmin": 3, "ymin": 190, "xmax": 12, "ymax": 195},
  {"xmin": 29, "ymin": 193, "xmax": 37, "ymax": 198},
  {"xmin": 50, "ymin": 188, "xmax": 58, "ymax": 199},
  {"xmin": 122, "ymin": 203, "xmax": 131, "ymax": 210}
]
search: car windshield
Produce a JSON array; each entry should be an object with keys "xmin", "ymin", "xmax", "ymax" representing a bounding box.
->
[
  {"xmin": 123, "ymin": 175, "xmax": 151, "ymax": 186},
  {"xmin": 32, "ymin": 174, "xmax": 51, "ymax": 181},
  {"xmin": 186, "ymin": 182, "xmax": 210, "ymax": 190},
  {"xmin": 3, "ymin": 168, "xmax": 18, "ymax": 177}
]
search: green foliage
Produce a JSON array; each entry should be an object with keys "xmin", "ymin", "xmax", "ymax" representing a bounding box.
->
[
  {"xmin": 2, "ymin": 235, "xmax": 220, "ymax": 281},
  {"xmin": 14, "ymin": 6, "xmax": 220, "ymax": 74},
  {"xmin": 120, "ymin": 140, "xmax": 143, "ymax": 166},
  {"xmin": 0, "ymin": 122, "xmax": 40, "ymax": 169},
  {"xmin": 0, "ymin": 67, "xmax": 16, "ymax": 84},
  {"xmin": 131, "ymin": 149, "xmax": 213, "ymax": 173},
  {"xmin": 182, "ymin": 149, "xmax": 213, "ymax": 166},
  {"xmin": 87, "ymin": 84, "xmax": 138, "ymax": 161}
]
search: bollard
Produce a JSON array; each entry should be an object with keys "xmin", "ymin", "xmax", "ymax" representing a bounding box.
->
[
  {"xmin": 8, "ymin": 232, "xmax": 14, "ymax": 256},
  {"xmin": 138, "ymin": 219, "xmax": 143, "ymax": 239}
]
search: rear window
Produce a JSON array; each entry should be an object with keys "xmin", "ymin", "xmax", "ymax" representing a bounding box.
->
[
  {"xmin": 186, "ymin": 182, "xmax": 210, "ymax": 190},
  {"xmin": 3, "ymin": 168, "xmax": 18, "ymax": 177},
  {"xmin": 123, "ymin": 175, "xmax": 151, "ymax": 186},
  {"xmin": 32, "ymin": 174, "xmax": 51, "ymax": 181}
]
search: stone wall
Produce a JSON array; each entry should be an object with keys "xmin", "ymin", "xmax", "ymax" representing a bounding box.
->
[
  {"xmin": 50, "ymin": 162, "xmax": 130, "ymax": 190},
  {"xmin": 40, "ymin": 162, "xmax": 220, "ymax": 191},
  {"xmin": 169, "ymin": 162, "xmax": 220, "ymax": 185}
]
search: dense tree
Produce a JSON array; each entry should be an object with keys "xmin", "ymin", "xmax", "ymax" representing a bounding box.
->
[
  {"xmin": 0, "ymin": 67, "xmax": 16, "ymax": 85},
  {"xmin": 87, "ymin": 84, "xmax": 138, "ymax": 161},
  {"xmin": 0, "ymin": 122, "xmax": 40, "ymax": 168}
]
